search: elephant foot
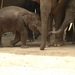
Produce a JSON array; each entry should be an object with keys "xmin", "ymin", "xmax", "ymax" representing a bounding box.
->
[
  {"xmin": 10, "ymin": 40, "xmax": 15, "ymax": 47},
  {"xmin": 40, "ymin": 41, "xmax": 51, "ymax": 50},
  {"xmin": 21, "ymin": 45, "xmax": 28, "ymax": 48},
  {"xmin": 40, "ymin": 44, "xmax": 45, "ymax": 50},
  {"xmin": 46, "ymin": 42, "xmax": 51, "ymax": 47},
  {"xmin": 27, "ymin": 39, "xmax": 34, "ymax": 42},
  {"xmin": 53, "ymin": 40, "xmax": 64, "ymax": 47},
  {"xmin": 27, "ymin": 37, "xmax": 34, "ymax": 42}
]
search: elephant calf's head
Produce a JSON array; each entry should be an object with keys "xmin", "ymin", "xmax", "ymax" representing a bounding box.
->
[{"xmin": 23, "ymin": 13, "xmax": 41, "ymax": 33}]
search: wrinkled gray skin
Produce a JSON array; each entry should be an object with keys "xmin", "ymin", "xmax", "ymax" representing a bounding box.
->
[
  {"xmin": 48, "ymin": 0, "xmax": 75, "ymax": 43},
  {"xmin": 0, "ymin": 6, "xmax": 41, "ymax": 48}
]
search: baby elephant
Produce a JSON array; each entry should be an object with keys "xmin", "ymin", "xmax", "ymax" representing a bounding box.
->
[{"xmin": 0, "ymin": 6, "xmax": 41, "ymax": 48}]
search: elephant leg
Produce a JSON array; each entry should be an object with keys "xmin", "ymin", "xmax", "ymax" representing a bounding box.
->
[
  {"xmin": 52, "ymin": 8, "xmax": 74, "ymax": 46},
  {"xmin": 54, "ymin": 33, "xmax": 64, "ymax": 46},
  {"xmin": 27, "ymin": 27, "xmax": 34, "ymax": 42},
  {"xmin": 10, "ymin": 31, "xmax": 20, "ymax": 46},
  {"xmin": 52, "ymin": 5, "xmax": 66, "ymax": 46},
  {"xmin": 54, "ymin": 14, "xmax": 64, "ymax": 47},
  {"xmin": 51, "ymin": 0, "xmax": 70, "ymax": 46},
  {"xmin": 46, "ymin": 14, "xmax": 53, "ymax": 47},
  {"xmin": 20, "ymin": 29, "xmax": 28, "ymax": 48},
  {"xmin": 40, "ymin": 0, "xmax": 51, "ymax": 50},
  {"xmin": 40, "ymin": 13, "xmax": 51, "ymax": 49}
]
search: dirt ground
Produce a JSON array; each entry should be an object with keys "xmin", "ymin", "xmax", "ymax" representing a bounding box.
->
[
  {"xmin": 0, "ymin": 33, "xmax": 75, "ymax": 75},
  {"xmin": 1, "ymin": 33, "xmax": 75, "ymax": 56}
]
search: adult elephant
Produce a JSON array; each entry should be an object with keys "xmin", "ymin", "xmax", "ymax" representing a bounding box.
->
[
  {"xmin": 33, "ymin": 0, "xmax": 70, "ymax": 50},
  {"xmin": 48, "ymin": 0, "xmax": 75, "ymax": 44},
  {"xmin": 33, "ymin": 0, "xmax": 59, "ymax": 50},
  {"xmin": 0, "ymin": 0, "xmax": 40, "ymax": 41}
]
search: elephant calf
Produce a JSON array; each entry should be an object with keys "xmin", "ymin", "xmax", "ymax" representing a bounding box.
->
[{"xmin": 0, "ymin": 6, "xmax": 41, "ymax": 48}]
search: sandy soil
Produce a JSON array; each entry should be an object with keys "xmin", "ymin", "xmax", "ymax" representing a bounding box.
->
[{"xmin": 0, "ymin": 33, "xmax": 75, "ymax": 75}]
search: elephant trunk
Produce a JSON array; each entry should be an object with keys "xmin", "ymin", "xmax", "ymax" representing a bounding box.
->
[
  {"xmin": 40, "ymin": 18, "xmax": 48, "ymax": 50},
  {"xmin": 40, "ymin": 0, "xmax": 53, "ymax": 50},
  {"xmin": 49, "ymin": 21, "xmax": 73, "ymax": 36},
  {"xmin": 49, "ymin": 28, "xmax": 63, "ymax": 35}
]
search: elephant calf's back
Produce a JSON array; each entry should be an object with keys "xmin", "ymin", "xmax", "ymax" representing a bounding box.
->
[{"xmin": 0, "ymin": 6, "xmax": 33, "ymax": 17}]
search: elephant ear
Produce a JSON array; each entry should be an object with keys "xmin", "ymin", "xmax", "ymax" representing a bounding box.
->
[{"xmin": 22, "ymin": 14, "xmax": 32, "ymax": 25}]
